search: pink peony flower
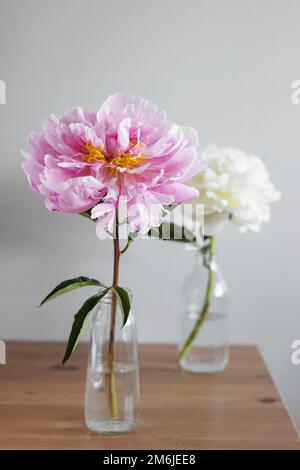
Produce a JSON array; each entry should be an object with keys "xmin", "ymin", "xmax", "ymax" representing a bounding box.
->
[{"xmin": 22, "ymin": 93, "xmax": 203, "ymax": 234}]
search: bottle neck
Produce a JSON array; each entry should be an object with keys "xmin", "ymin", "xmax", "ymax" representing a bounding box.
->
[
  {"xmin": 196, "ymin": 236, "xmax": 218, "ymax": 269},
  {"xmin": 99, "ymin": 289, "xmax": 133, "ymax": 303},
  {"xmin": 196, "ymin": 250, "xmax": 218, "ymax": 269},
  {"xmin": 93, "ymin": 288, "xmax": 133, "ymax": 322}
]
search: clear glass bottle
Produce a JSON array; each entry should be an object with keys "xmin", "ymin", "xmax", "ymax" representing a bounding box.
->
[
  {"xmin": 179, "ymin": 242, "xmax": 229, "ymax": 373},
  {"xmin": 85, "ymin": 289, "xmax": 139, "ymax": 434}
]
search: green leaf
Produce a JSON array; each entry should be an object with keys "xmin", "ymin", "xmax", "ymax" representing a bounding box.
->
[
  {"xmin": 111, "ymin": 285, "xmax": 131, "ymax": 327},
  {"xmin": 79, "ymin": 210, "xmax": 96, "ymax": 222},
  {"xmin": 150, "ymin": 222, "xmax": 197, "ymax": 244},
  {"xmin": 120, "ymin": 236, "xmax": 135, "ymax": 254},
  {"xmin": 62, "ymin": 288, "xmax": 109, "ymax": 364},
  {"xmin": 40, "ymin": 277, "xmax": 106, "ymax": 306}
]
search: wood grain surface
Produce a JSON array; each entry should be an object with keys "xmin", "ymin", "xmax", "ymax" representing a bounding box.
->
[{"xmin": 0, "ymin": 342, "xmax": 299, "ymax": 450}]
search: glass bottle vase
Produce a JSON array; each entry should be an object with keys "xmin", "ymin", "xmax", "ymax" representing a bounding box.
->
[
  {"xmin": 179, "ymin": 241, "xmax": 229, "ymax": 373},
  {"xmin": 85, "ymin": 289, "xmax": 140, "ymax": 434}
]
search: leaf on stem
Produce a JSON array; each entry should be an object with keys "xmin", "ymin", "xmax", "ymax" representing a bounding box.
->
[
  {"xmin": 62, "ymin": 288, "xmax": 109, "ymax": 364},
  {"xmin": 79, "ymin": 209, "xmax": 98, "ymax": 222},
  {"xmin": 111, "ymin": 285, "xmax": 131, "ymax": 327},
  {"xmin": 150, "ymin": 222, "xmax": 197, "ymax": 244},
  {"xmin": 120, "ymin": 235, "xmax": 135, "ymax": 254},
  {"xmin": 39, "ymin": 277, "xmax": 106, "ymax": 306}
]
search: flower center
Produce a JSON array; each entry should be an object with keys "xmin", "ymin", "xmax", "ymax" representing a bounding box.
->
[
  {"xmin": 82, "ymin": 143, "xmax": 106, "ymax": 163},
  {"xmin": 110, "ymin": 151, "xmax": 144, "ymax": 169},
  {"xmin": 82, "ymin": 142, "xmax": 144, "ymax": 170}
]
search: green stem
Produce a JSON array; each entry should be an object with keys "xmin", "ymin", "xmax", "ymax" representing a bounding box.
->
[{"xmin": 179, "ymin": 236, "xmax": 215, "ymax": 361}]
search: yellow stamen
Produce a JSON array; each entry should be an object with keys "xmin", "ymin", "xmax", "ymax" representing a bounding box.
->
[
  {"xmin": 82, "ymin": 142, "xmax": 106, "ymax": 163},
  {"xmin": 110, "ymin": 152, "xmax": 144, "ymax": 169},
  {"xmin": 82, "ymin": 142, "xmax": 144, "ymax": 171}
]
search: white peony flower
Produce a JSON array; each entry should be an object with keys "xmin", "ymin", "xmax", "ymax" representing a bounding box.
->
[{"xmin": 189, "ymin": 145, "xmax": 281, "ymax": 235}]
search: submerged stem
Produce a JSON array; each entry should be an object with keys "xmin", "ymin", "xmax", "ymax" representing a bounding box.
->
[
  {"xmin": 179, "ymin": 236, "xmax": 215, "ymax": 361},
  {"xmin": 108, "ymin": 212, "xmax": 120, "ymax": 418}
]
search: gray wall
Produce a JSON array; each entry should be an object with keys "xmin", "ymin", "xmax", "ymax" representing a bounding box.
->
[{"xmin": 1, "ymin": 0, "xmax": 300, "ymax": 432}]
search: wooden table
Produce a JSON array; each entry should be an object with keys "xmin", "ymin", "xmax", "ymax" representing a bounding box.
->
[{"xmin": 0, "ymin": 342, "xmax": 299, "ymax": 450}]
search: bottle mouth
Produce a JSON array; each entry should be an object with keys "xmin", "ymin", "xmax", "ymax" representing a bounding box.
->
[{"xmin": 98, "ymin": 287, "xmax": 133, "ymax": 304}]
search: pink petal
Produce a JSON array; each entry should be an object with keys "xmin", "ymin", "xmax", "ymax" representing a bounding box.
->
[
  {"xmin": 153, "ymin": 183, "xmax": 199, "ymax": 204},
  {"xmin": 117, "ymin": 118, "xmax": 131, "ymax": 150},
  {"xmin": 22, "ymin": 160, "xmax": 43, "ymax": 191}
]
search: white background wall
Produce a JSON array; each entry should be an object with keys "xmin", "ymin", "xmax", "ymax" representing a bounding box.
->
[{"xmin": 1, "ymin": 0, "xmax": 300, "ymax": 432}]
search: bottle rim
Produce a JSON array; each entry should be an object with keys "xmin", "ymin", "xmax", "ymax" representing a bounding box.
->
[{"xmin": 98, "ymin": 287, "xmax": 133, "ymax": 304}]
